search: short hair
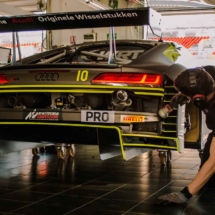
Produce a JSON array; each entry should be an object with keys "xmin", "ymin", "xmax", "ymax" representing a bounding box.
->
[{"xmin": 174, "ymin": 67, "xmax": 215, "ymax": 97}]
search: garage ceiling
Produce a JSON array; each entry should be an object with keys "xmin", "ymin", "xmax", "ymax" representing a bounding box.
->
[
  {"xmin": 0, "ymin": 0, "xmax": 39, "ymax": 15},
  {"xmin": 0, "ymin": 0, "xmax": 214, "ymax": 16}
]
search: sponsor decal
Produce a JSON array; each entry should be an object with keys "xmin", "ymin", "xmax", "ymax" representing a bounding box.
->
[
  {"xmin": 0, "ymin": 8, "xmax": 161, "ymax": 37},
  {"xmin": 81, "ymin": 110, "xmax": 115, "ymax": 123},
  {"xmin": 121, "ymin": 115, "xmax": 145, "ymax": 123},
  {"xmin": 12, "ymin": 18, "xmax": 34, "ymax": 23},
  {"xmin": 35, "ymin": 73, "xmax": 59, "ymax": 81},
  {"xmin": 25, "ymin": 109, "xmax": 61, "ymax": 121},
  {"xmin": 0, "ymin": 20, "xmax": 7, "ymax": 24},
  {"xmin": 89, "ymin": 50, "xmax": 144, "ymax": 60},
  {"xmin": 37, "ymin": 12, "xmax": 138, "ymax": 23}
]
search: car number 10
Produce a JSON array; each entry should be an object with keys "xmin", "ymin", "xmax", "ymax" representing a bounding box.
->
[{"xmin": 76, "ymin": 70, "xmax": 89, "ymax": 82}]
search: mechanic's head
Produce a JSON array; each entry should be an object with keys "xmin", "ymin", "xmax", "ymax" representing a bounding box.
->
[{"xmin": 174, "ymin": 67, "xmax": 215, "ymax": 109}]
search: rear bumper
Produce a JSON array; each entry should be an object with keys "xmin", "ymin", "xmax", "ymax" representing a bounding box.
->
[
  {"xmin": 0, "ymin": 109, "xmax": 159, "ymax": 124},
  {"xmin": 0, "ymin": 121, "xmax": 180, "ymax": 160}
]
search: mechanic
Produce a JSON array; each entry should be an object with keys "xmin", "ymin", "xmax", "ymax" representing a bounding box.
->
[{"xmin": 158, "ymin": 66, "xmax": 215, "ymax": 204}]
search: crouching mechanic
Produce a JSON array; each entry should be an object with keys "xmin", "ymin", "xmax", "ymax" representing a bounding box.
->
[{"xmin": 158, "ymin": 66, "xmax": 215, "ymax": 204}]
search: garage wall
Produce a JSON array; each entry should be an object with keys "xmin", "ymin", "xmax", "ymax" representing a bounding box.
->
[{"xmin": 49, "ymin": 0, "xmax": 139, "ymax": 47}]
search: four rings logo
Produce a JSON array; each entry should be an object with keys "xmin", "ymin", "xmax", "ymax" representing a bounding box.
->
[{"xmin": 35, "ymin": 73, "xmax": 59, "ymax": 81}]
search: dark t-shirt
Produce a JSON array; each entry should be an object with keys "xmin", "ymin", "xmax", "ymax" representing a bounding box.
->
[
  {"xmin": 203, "ymin": 66, "xmax": 215, "ymax": 135},
  {"xmin": 205, "ymin": 102, "xmax": 215, "ymax": 135}
]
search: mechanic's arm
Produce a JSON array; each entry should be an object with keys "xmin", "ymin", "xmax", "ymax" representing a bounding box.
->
[
  {"xmin": 157, "ymin": 136, "xmax": 215, "ymax": 204},
  {"xmin": 188, "ymin": 136, "xmax": 215, "ymax": 195}
]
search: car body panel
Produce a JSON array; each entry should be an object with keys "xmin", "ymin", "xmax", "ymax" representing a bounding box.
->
[{"xmin": 0, "ymin": 8, "xmax": 209, "ymax": 160}]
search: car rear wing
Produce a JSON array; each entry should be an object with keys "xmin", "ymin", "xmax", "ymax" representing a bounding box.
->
[{"xmin": 0, "ymin": 7, "xmax": 161, "ymax": 37}]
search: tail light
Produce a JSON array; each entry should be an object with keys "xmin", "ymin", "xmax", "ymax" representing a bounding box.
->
[
  {"xmin": 91, "ymin": 73, "xmax": 162, "ymax": 86},
  {"xmin": 0, "ymin": 74, "xmax": 8, "ymax": 84}
]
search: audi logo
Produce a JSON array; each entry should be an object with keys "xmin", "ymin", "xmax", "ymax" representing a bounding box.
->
[{"xmin": 35, "ymin": 73, "xmax": 59, "ymax": 81}]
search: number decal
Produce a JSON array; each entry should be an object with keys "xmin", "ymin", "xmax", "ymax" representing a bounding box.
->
[{"xmin": 76, "ymin": 70, "xmax": 89, "ymax": 82}]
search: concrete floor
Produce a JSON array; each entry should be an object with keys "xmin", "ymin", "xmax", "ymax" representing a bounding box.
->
[{"xmin": 0, "ymin": 145, "xmax": 214, "ymax": 215}]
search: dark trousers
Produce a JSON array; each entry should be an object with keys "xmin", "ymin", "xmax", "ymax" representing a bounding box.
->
[{"xmin": 200, "ymin": 132, "xmax": 215, "ymax": 186}]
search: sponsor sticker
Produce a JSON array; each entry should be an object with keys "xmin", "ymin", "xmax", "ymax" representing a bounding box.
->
[
  {"xmin": 120, "ymin": 115, "xmax": 145, "ymax": 123},
  {"xmin": 81, "ymin": 110, "xmax": 115, "ymax": 123},
  {"xmin": 35, "ymin": 73, "xmax": 59, "ymax": 81},
  {"xmin": 24, "ymin": 109, "xmax": 61, "ymax": 121}
]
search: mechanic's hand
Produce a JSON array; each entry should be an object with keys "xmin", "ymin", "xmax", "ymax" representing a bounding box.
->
[
  {"xmin": 157, "ymin": 192, "xmax": 189, "ymax": 204},
  {"xmin": 170, "ymin": 93, "xmax": 190, "ymax": 108}
]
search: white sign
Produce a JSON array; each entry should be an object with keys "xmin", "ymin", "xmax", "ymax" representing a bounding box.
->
[{"xmin": 81, "ymin": 110, "xmax": 115, "ymax": 123}]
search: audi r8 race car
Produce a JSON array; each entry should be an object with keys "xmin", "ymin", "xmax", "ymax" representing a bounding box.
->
[{"xmin": 0, "ymin": 7, "xmax": 210, "ymax": 163}]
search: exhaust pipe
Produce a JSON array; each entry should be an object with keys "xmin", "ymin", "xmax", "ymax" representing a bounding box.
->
[{"xmin": 8, "ymin": 96, "xmax": 23, "ymax": 107}]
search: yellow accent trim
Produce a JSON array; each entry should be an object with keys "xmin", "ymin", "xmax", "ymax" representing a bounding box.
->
[
  {"xmin": 163, "ymin": 44, "xmax": 180, "ymax": 62},
  {"xmin": 164, "ymin": 93, "xmax": 176, "ymax": 95},
  {"xmin": 162, "ymin": 130, "xmax": 177, "ymax": 132},
  {"xmin": 0, "ymin": 89, "xmax": 164, "ymax": 96},
  {"xmin": 0, "ymin": 89, "xmax": 114, "ymax": 94},
  {"xmin": 123, "ymin": 143, "xmax": 177, "ymax": 150},
  {"xmin": 0, "ymin": 121, "xmax": 126, "ymax": 160},
  {"xmin": 164, "ymin": 86, "xmax": 175, "ymax": 88},
  {"xmin": 0, "ymin": 122, "xmax": 181, "ymax": 154},
  {"xmin": 0, "ymin": 85, "xmax": 164, "ymax": 92},
  {"xmin": 122, "ymin": 133, "xmax": 177, "ymax": 141},
  {"xmin": 134, "ymin": 92, "xmax": 163, "ymax": 96}
]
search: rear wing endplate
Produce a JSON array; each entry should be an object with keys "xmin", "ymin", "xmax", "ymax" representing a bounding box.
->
[{"xmin": 0, "ymin": 7, "xmax": 161, "ymax": 37}]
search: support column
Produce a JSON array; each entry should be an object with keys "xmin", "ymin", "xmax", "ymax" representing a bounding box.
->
[{"xmin": 46, "ymin": 0, "xmax": 63, "ymax": 49}]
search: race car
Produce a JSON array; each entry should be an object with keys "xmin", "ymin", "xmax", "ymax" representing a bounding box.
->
[{"xmin": 0, "ymin": 7, "xmax": 210, "ymax": 164}]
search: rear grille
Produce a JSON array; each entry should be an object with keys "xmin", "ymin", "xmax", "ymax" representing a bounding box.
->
[{"xmin": 162, "ymin": 85, "xmax": 178, "ymax": 137}]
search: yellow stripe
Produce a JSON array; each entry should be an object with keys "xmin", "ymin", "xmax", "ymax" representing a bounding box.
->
[
  {"xmin": 0, "ymin": 121, "xmax": 126, "ymax": 160},
  {"xmin": 162, "ymin": 130, "xmax": 177, "ymax": 132},
  {"xmin": 123, "ymin": 143, "xmax": 177, "ymax": 150},
  {"xmin": 0, "ymin": 85, "xmax": 164, "ymax": 92},
  {"xmin": 135, "ymin": 92, "xmax": 163, "ymax": 96},
  {"xmin": 0, "ymin": 89, "xmax": 164, "ymax": 96},
  {"xmin": 122, "ymin": 133, "xmax": 177, "ymax": 141},
  {"xmin": 164, "ymin": 86, "xmax": 175, "ymax": 88},
  {"xmin": 0, "ymin": 89, "xmax": 114, "ymax": 94}
]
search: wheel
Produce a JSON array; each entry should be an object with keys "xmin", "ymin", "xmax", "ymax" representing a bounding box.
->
[
  {"xmin": 57, "ymin": 147, "xmax": 67, "ymax": 160},
  {"xmin": 67, "ymin": 144, "xmax": 75, "ymax": 157},
  {"xmin": 159, "ymin": 152, "xmax": 167, "ymax": 165},
  {"xmin": 32, "ymin": 148, "xmax": 40, "ymax": 156},
  {"xmin": 166, "ymin": 150, "xmax": 172, "ymax": 163}
]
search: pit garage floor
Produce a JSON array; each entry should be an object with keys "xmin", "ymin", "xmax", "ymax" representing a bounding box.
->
[{"xmin": 0, "ymin": 145, "xmax": 214, "ymax": 215}]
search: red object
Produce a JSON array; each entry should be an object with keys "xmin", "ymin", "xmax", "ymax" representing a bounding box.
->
[
  {"xmin": 91, "ymin": 73, "xmax": 162, "ymax": 86},
  {"xmin": 70, "ymin": 36, "xmax": 76, "ymax": 44},
  {"xmin": 0, "ymin": 74, "xmax": 8, "ymax": 84},
  {"xmin": 149, "ymin": 36, "xmax": 210, "ymax": 49}
]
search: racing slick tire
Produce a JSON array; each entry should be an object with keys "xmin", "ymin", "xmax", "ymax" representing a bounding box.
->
[
  {"xmin": 32, "ymin": 148, "xmax": 40, "ymax": 156},
  {"xmin": 67, "ymin": 144, "xmax": 75, "ymax": 157},
  {"xmin": 57, "ymin": 147, "xmax": 67, "ymax": 160}
]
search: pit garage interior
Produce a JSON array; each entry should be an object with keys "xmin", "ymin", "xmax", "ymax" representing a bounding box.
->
[{"xmin": 0, "ymin": 0, "xmax": 215, "ymax": 215}]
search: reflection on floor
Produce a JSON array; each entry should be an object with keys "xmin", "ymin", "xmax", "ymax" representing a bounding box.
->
[{"xmin": 0, "ymin": 145, "xmax": 213, "ymax": 215}]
